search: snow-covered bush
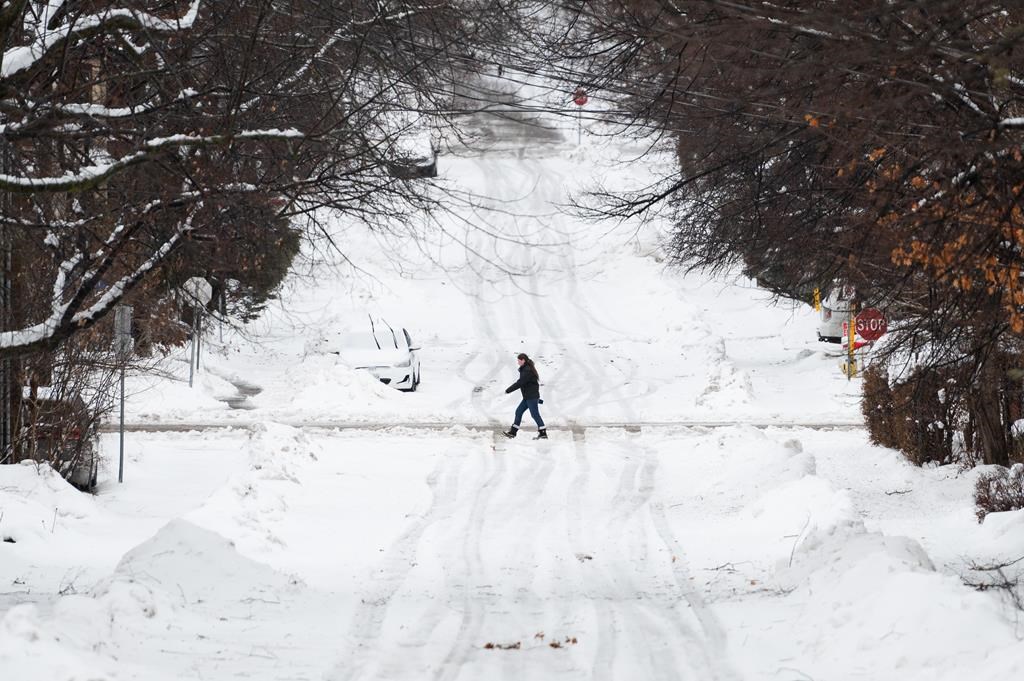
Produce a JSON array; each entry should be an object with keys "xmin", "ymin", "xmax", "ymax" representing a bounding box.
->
[
  {"xmin": 862, "ymin": 364, "xmax": 958, "ymax": 465},
  {"xmin": 861, "ymin": 365, "xmax": 900, "ymax": 451},
  {"xmin": 974, "ymin": 464, "xmax": 1024, "ymax": 522}
]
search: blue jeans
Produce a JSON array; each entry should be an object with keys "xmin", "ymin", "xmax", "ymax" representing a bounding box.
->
[{"xmin": 513, "ymin": 399, "xmax": 545, "ymax": 428}]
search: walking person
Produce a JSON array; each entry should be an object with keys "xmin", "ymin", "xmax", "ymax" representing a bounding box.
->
[{"xmin": 504, "ymin": 353, "xmax": 546, "ymax": 439}]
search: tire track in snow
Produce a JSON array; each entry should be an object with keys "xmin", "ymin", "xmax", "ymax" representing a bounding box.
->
[
  {"xmin": 600, "ymin": 441, "xmax": 696, "ymax": 681},
  {"xmin": 446, "ymin": 218, "xmax": 509, "ymax": 424},
  {"xmin": 433, "ymin": 429, "xmax": 565, "ymax": 680},
  {"xmin": 449, "ymin": 149, "xmax": 553, "ymax": 427},
  {"xmin": 507, "ymin": 151, "xmax": 651, "ymax": 428},
  {"xmin": 566, "ymin": 432, "xmax": 702, "ymax": 681},
  {"xmin": 636, "ymin": 435, "xmax": 742, "ymax": 681},
  {"xmin": 565, "ymin": 430, "xmax": 618, "ymax": 679},
  {"xmin": 432, "ymin": 434, "xmax": 506, "ymax": 681},
  {"xmin": 546, "ymin": 230, "xmax": 649, "ymax": 421},
  {"xmin": 515, "ymin": 149, "xmax": 740, "ymax": 678},
  {"xmin": 331, "ymin": 444, "xmax": 469, "ymax": 681},
  {"xmin": 515, "ymin": 154, "xmax": 697, "ymax": 678},
  {"xmin": 513, "ymin": 156, "xmax": 609, "ymax": 424},
  {"xmin": 495, "ymin": 159, "xmax": 652, "ymax": 674}
]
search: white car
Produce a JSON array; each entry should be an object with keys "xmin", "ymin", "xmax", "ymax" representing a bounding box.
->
[
  {"xmin": 322, "ymin": 323, "xmax": 421, "ymax": 391},
  {"xmin": 818, "ymin": 289, "xmax": 854, "ymax": 343}
]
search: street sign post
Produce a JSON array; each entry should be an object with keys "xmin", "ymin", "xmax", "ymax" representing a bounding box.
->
[
  {"xmin": 841, "ymin": 308, "xmax": 887, "ymax": 379},
  {"xmin": 113, "ymin": 305, "xmax": 133, "ymax": 483},
  {"xmin": 847, "ymin": 307, "xmax": 857, "ymax": 379},
  {"xmin": 183, "ymin": 278, "xmax": 212, "ymax": 387},
  {"xmin": 573, "ymin": 88, "xmax": 587, "ymax": 145}
]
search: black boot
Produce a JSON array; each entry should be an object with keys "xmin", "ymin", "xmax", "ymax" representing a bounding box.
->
[
  {"xmin": 535, "ymin": 428, "xmax": 548, "ymax": 440},
  {"xmin": 504, "ymin": 426, "xmax": 518, "ymax": 438}
]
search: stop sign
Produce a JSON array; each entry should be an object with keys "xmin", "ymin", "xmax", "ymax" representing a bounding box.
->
[
  {"xmin": 573, "ymin": 88, "xmax": 588, "ymax": 106},
  {"xmin": 856, "ymin": 308, "xmax": 887, "ymax": 341}
]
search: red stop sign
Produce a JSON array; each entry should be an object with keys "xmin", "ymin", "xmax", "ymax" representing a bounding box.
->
[
  {"xmin": 856, "ymin": 308, "xmax": 887, "ymax": 341},
  {"xmin": 573, "ymin": 88, "xmax": 588, "ymax": 106}
]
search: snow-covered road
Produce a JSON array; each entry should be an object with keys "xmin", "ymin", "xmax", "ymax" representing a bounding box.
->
[
  {"xmin": 3, "ymin": 74, "xmax": 1023, "ymax": 680},
  {"xmin": 332, "ymin": 429, "xmax": 739, "ymax": 681}
]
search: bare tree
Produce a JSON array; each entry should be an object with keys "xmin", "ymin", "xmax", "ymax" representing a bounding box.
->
[
  {"xmin": 0, "ymin": 0, "xmax": 507, "ymax": 358},
  {"xmin": 534, "ymin": 1, "xmax": 1024, "ymax": 465},
  {"xmin": 0, "ymin": 0, "xmax": 534, "ymax": 466}
]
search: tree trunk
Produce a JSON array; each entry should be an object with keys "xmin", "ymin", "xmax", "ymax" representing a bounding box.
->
[{"xmin": 970, "ymin": 359, "xmax": 1011, "ymax": 467}]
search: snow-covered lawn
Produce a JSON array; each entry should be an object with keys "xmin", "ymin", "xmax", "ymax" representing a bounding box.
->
[{"xmin": 2, "ymin": 72, "xmax": 1022, "ymax": 680}]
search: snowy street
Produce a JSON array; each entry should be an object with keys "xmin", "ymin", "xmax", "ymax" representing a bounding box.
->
[{"xmin": 3, "ymin": 75, "xmax": 1023, "ymax": 680}]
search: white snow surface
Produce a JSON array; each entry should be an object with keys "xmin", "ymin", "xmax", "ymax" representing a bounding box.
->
[{"xmin": 2, "ymin": 72, "xmax": 1022, "ymax": 680}]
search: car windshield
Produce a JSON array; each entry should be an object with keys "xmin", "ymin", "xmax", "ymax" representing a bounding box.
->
[{"xmin": 337, "ymin": 332, "xmax": 384, "ymax": 350}]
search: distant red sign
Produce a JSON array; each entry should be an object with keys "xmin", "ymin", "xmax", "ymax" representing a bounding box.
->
[
  {"xmin": 856, "ymin": 308, "xmax": 887, "ymax": 341},
  {"xmin": 573, "ymin": 88, "xmax": 588, "ymax": 106}
]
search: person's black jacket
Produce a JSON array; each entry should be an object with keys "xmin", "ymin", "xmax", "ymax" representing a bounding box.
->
[{"xmin": 506, "ymin": 365, "xmax": 540, "ymax": 400}]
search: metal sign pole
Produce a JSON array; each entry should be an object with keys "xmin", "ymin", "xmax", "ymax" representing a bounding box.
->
[
  {"xmin": 118, "ymin": 364, "xmax": 125, "ymax": 483},
  {"xmin": 182, "ymin": 278, "xmax": 211, "ymax": 388},
  {"xmin": 189, "ymin": 311, "xmax": 197, "ymax": 388},
  {"xmin": 195, "ymin": 308, "xmax": 202, "ymax": 373},
  {"xmin": 113, "ymin": 305, "xmax": 133, "ymax": 484},
  {"xmin": 847, "ymin": 307, "xmax": 856, "ymax": 380}
]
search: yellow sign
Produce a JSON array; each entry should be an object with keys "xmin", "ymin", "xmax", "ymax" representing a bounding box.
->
[
  {"xmin": 847, "ymin": 308, "xmax": 857, "ymax": 379},
  {"xmin": 813, "ymin": 288, "xmax": 821, "ymax": 312}
]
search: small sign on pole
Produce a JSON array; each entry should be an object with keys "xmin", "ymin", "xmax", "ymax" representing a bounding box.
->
[
  {"xmin": 113, "ymin": 305, "xmax": 133, "ymax": 358},
  {"xmin": 846, "ymin": 307, "xmax": 857, "ymax": 379},
  {"xmin": 183, "ymin": 277, "xmax": 213, "ymax": 307}
]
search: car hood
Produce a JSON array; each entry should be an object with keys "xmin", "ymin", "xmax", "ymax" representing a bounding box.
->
[{"xmin": 337, "ymin": 347, "xmax": 410, "ymax": 368}]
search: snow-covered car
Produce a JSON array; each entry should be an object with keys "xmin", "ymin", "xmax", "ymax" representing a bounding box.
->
[
  {"xmin": 817, "ymin": 288, "xmax": 854, "ymax": 343},
  {"xmin": 387, "ymin": 119, "xmax": 439, "ymax": 179},
  {"xmin": 21, "ymin": 394, "xmax": 100, "ymax": 490},
  {"xmin": 323, "ymin": 324, "xmax": 421, "ymax": 391}
]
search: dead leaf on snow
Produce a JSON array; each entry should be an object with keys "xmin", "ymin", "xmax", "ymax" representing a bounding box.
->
[{"xmin": 483, "ymin": 641, "xmax": 521, "ymax": 650}]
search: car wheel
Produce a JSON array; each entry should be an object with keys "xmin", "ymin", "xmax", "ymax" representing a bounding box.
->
[{"xmin": 398, "ymin": 369, "xmax": 418, "ymax": 393}]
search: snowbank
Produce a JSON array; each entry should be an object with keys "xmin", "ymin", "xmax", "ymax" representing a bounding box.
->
[
  {"xmin": 0, "ymin": 461, "xmax": 98, "ymax": 546},
  {"xmin": 1, "ymin": 604, "xmax": 115, "ymax": 681},
  {"xmin": 2, "ymin": 518, "xmax": 323, "ymax": 681},
  {"xmin": 766, "ymin": 520, "xmax": 1024, "ymax": 681},
  {"xmin": 186, "ymin": 422, "xmax": 323, "ymax": 553}
]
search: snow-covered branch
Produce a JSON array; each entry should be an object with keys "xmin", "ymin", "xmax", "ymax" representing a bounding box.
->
[
  {"xmin": 2, "ymin": 1, "xmax": 200, "ymax": 77},
  {"xmin": 0, "ymin": 0, "xmax": 474, "ymax": 357},
  {"xmin": 0, "ymin": 129, "xmax": 304, "ymax": 192}
]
